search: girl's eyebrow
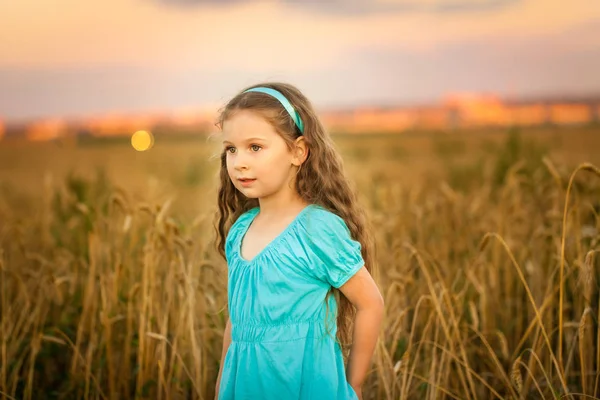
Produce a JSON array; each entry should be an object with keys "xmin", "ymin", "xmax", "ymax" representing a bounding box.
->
[{"xmin": 222, "ymin": 137, "xmax": 266, "ymax": 144}]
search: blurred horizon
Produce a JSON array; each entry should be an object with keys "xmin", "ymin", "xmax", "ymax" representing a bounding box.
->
[{"xmin": 1, "ymin": 0, "xmax": 600, "ymax": 122}]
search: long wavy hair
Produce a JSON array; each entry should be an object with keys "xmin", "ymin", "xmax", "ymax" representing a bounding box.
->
[{"xmin": 213, "ymin": 82, "xmax": 376, "ymax": 353}]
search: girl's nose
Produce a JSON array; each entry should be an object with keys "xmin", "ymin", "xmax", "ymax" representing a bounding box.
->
[{"xmin": 233, "ymin": 155, "xmax": 248, "ymax": 170}]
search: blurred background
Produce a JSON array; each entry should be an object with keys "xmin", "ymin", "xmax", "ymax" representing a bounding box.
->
[{"xmin": 1, "ymin": 1, "xmax": 599, "ymax": 399}]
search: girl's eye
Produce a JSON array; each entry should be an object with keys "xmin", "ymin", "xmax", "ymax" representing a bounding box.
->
[
  {"xmin": 225, "ymin": 146, "xmax": 236, "ymax": 154},
  {"xmin": 250, "ymin": 144, "xmax": 262, "ymax": 152}
]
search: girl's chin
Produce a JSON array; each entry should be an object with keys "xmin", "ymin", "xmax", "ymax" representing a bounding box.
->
[{"xmin": 237, "ymin": 188, "xmax": 260, "ymax": 198}]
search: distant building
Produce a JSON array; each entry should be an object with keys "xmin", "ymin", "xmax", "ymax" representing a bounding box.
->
[
  {"xmin": 548, "ymin": 103, "xmax": 592, "ymax": 125},
  {"xmin": 83, "ymin": 114, "xmax": 161, "ymax": 137},
  {"xmin": 4, "ymin": 95, "xmax": 600, "ymax": 141},
  {"xmin": 322, "ymin": 93, "xmax": 600, "ymax": 133},
  {"xmin": 443, "ymin": 93, "xmax": 512, "ymax": 127},
  {"xmin": 24, "ymin": 118, "xmax": 69, "ymax": 141}
]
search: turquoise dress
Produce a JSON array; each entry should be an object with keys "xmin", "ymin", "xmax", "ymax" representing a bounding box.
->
[{"xmin": 218, "ymin": 204, "xmax": 364, "ymax": 400}]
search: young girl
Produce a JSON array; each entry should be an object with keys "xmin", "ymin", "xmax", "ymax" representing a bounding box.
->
[{"xmin": 213, "ymin": 82, "xmax": 384, "ymax": 400}]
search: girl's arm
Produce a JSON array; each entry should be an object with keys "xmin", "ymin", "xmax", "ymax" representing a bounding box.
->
[
  {"xmin": 339, "ymin": 267, "xmax": 385, "ymax": 398},
  {"xmin": 214, "ymin": 317, "xmax": 232, "ymax": 399}
]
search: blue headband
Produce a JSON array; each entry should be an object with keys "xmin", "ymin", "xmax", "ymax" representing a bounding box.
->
[{"xmin": 243, "ymin": 87, "xmax": 304, "ymax": 134}]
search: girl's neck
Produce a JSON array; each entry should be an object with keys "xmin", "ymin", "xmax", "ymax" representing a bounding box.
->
[{"xmin": 257, "ymin": 195, "xmax": 310, "ymax": 219}]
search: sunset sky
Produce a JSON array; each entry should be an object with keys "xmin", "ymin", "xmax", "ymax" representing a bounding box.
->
[{"xmin": 1, "ymin": 0, "xmax": 599, "ymax": 121}]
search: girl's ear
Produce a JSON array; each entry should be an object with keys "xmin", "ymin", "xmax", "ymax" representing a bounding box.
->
[{"xmin": 292, "ymin": 136, "xmax": 309, "ymax": 167}]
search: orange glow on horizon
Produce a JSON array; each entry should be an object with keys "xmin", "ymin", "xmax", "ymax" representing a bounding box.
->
[{"xmin": 6, "ymin": 94, "xmax": 598, "ymax": 142}]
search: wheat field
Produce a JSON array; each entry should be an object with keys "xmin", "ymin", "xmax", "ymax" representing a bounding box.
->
[{"xmin": 1, "ymin": 126, "xmax": 599, "ymax": 399}]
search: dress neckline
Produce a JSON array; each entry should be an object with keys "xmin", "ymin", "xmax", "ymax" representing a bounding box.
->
[{"xmin": 237, "ymin": 204, "xmax": 315, "ymax": 265}]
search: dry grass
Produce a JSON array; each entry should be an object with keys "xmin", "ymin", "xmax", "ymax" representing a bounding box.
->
[{"xmin": 1, "ymin": 126, "xmax": 599, "ymax": 399}]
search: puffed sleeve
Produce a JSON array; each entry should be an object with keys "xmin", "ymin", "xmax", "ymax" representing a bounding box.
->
[
  {"xmin": 224, "ymin": 208, "xmax": 258, "ymax": 262},
  {"xmin": 224, "ymin": 222, "xmax": 239, "ymax": 263},
  {"xmin": 305, "ymin": 210, "xmax": 365, "ymax": 288}
]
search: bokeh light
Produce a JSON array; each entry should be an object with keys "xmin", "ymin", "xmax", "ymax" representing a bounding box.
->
[{"xmin": 131, "ymin": 130, "xmax": 154, "ymax": 151}]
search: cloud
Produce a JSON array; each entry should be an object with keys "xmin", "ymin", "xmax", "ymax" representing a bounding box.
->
[
  {"xmin": 153, "ymin": 0, "xmax": 519, "ymax": 15},
  {"xmin": 155, "ymin": 0, "xmax": 250, "ymax": 6},
  {"xmin": 294, "ymin": 0, "xmax": 519, "ymax": 15},
  {"xmin": 2, "ymin": 0, "xmax": 597, "ymax": 71},
  {"xmin": 2, "ymin": 18, "xmax": 599, "ymax": 121}
]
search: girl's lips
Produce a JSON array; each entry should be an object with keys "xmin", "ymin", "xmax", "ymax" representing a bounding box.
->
[{"xmin": 239, "ymin": 179, "xmax": 256, "ymax": 187}]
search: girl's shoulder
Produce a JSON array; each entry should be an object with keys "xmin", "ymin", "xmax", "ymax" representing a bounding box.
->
[
  {"xmin": 234, "ymin": 206, "xmax": 260, "ymax": 227},
  {"xmin": 225, "ymin": 207, "xmax": 259, "ymax": 244},
  {"xmin": 301, "ymin": 204, "xmax": 353, "ymax": 242},
  {"xmin": 299, "ymin": 204, "xmax": 364, "ymax": 288}
]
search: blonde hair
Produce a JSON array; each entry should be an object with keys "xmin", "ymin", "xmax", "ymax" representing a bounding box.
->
[{"xmin": 213, "ymin": 82, "xmax": 377, "ymax": 353}]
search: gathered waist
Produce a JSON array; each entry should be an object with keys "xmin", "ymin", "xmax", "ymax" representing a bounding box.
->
[{"xmin": 231, "ymin": 318, "xmax": 337, "ymax": 343}]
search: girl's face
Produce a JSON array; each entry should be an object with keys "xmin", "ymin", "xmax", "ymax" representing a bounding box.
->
[{"xmin": 222, "ymin": 110, "xmax": 301, "ymax": 201}]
